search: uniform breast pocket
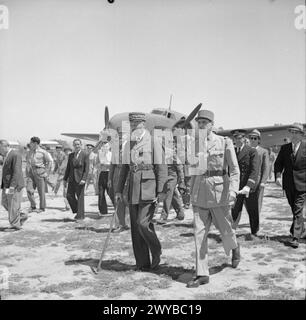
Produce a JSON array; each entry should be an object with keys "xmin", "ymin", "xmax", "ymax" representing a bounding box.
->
[
  {"xmin": 141, "ymin": 170, "xmax": 156, "ymax": 201},
  {"xmin": 208, "ymin": 150, "xmax": 224, "ymax": 166}
]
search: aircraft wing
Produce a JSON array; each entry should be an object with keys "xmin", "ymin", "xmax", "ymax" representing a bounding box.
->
[
  {"xmin": 61, "ymin": 133, "xmax": 100, "ymax": 141},
  {"xmin": 218, "ymin": 124, "xmax": 306, "ymax": 147}
]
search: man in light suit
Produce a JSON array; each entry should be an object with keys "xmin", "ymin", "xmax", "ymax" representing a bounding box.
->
[
  {"xmin": 63, "ymin": 139, "xmax": 89, "ymax": 220},
  {"xmin": 0, "ymin": 140, "xmax": 27, "ymax": 230},
  {"xmin": 115, "ymin": 112, "xmax": 168, "ymax": 271},
  {"xmin": 274, "ymin": 123, "xmax": 306, "ymax": 248},
  {"xmin": 187, "ymin": 110, "xmax": 241, "ymax": 288},
  {"xmin": 246, "ymin": 129, "xmax": 269, "ymax": 239}
]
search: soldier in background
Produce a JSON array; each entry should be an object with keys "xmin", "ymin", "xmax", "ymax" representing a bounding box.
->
[
  {"xmin": 85, "ymin": 144, "xmax": 99, "ymax": 195},
  {"xmin": 54, "ymin": 147, "xmax": 72, "ymax": 211},
  {"xmin": 26, "ymin": 137, "xmax": 53, "ymax": 213},
  {"xmin": 187, "ymin": 109, "xmax": 240, "ymax": 288},
  {"xmin": 160, "ymin": 145, "xmax": 185, "ymax": 222},
  {"xmin": 268, "ymin": 147, "xmax": 277, "ymax": 180},
  {"xmin": 108, "ymin": 133, "xmax": 129, "ymax": 232}
]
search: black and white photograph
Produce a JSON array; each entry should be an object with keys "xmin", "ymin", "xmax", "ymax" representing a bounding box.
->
[{"xmin": 0, "ymin": 0, "xmax": 305, "ymax": 303}]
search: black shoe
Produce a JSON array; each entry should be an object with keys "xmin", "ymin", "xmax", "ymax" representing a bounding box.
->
[
  {"xmin": 186, "ymin": 276, "xmax": 209, "ymax": 288},
  {"xmin": 151, "ymin": 252, "xmax": 162, "ymax": 270},
  {"xmin": 28, "ymin": 207, "xmax": 37, "ymax": 213},
  {"xmin": 184, "ymin": 204, "xmax": 190, "ymax": 209},
  {"xmin": 288, "ymin": 238, "xmax": 299, "ymax": 248},
  {"xmin": 134, "ymin": 266, "xmax": 150, "ymax": 272},
  {"xmin": 176, "ymin": 212, "xmax": 185, "ymax": 221},
  {"xmin": 232, "ymin": 244, "xmax": 241, "ymax": 268},
  {"xmin": 36, "ymin": 209, "xmax": 45, "ymax": 213},
  {"xmin": 112, "ymin": 226, "xmax": 129, "ymax": 233}
]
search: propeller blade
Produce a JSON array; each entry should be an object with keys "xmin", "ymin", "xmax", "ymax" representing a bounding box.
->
[
  {"xmin": 184, "ymin": 103, "xmax": 202, "ymax": 127},
  {"xmin": 104, "ymin": 106, "xmax": 109, "ymax": 129}
]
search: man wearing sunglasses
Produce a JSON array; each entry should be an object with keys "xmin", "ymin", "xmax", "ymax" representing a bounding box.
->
[
  {"xmin": 274, "ymin": 123, "xmax": 306, "ymax": 248},
  {"xmin": 247, "ymin": 129, "xmax": 269, "ymax": 230}
]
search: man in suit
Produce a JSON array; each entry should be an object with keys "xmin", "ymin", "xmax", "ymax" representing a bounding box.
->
[
  {"xmin": 0, "ymin": 140, "xmax": 27, "ymax": 230},
  {"xmin": 115, "ymin": 112, "xmax": 168, "ymax": 271},
  {"xmin": 85, "ymin": 144, "xmax": 99, "ymax": 195},
  {"xmin": 246, "ymin": 129, "xmax": 269, "ymax": 238},
  {"xmin": 63, "ymin": 139, "xmax": 89, "ymax": 220},
  {"xmin": 274, "ymin": 123, "xmax": 306, "ymax": 248},
  {"xmin": 231, "ymin": 130, "xmax": 260, "ymax": 237},
  {"xmin": 187, "ymin": 110, "xmax": 241, "ymax": 288}
]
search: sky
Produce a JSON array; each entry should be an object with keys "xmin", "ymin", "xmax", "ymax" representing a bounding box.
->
[{"xmin": 0, "ymin": 0, "xmax": 305, "ymax": 142}]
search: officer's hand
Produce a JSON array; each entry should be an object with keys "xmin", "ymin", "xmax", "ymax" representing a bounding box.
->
[
  {"xmin": 238, "ymin": 186, "xmax": 250, "ymax": 198},
  {"xmin": 157, "ymin": 192, "xmax": 166, "ymax": 202},
  {"xmin": 260, "ymin": 182, "xmax": 265, "ymax": 188},
  {"xmin": 275, "ymin": 178, "xmax": 282, "ymax": 188},
  {"xmin": 79, "ymin": 180, "xmax": 86, "ymax": 185},
  {"xmin": 228, "ymin": 191, "xmax": 237, "ymax": 206},
  {"xmin": 115, "ymin": 193, "xmax": 123, "ymax": 202}
]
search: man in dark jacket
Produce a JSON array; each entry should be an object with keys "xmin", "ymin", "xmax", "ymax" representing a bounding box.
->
[
  {"xmin": 231, "ymin": 130, "xmax": 260, "ymax": 237},
  {"xmin": 0, "ymin": 140, "xmax": 27, "ymax": 230},
  {"xmin": 115, "ymin": 112, "xmax": 168, "ymax": 271},
  {"xmin": 63, "ymin": 139, "xmax": 89, "ymax": 220},
  {"xmin": 274, "ymin": 123, "xmax": 306, "ymax": 248}
]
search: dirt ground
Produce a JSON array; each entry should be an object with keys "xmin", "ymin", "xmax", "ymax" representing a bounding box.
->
[{"xmin": 0, "ymin": 180, "xmax": 305, "ymax": 300}]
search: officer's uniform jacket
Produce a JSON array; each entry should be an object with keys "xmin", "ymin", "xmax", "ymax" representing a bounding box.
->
[
  {"xmin": 116, "ymin": 129, "xmax": 168, "ymax": 204},
  {"xmin": 190, "ymin": 133, "xmax": 240, "ymax": 208},
  {"xmin": 236, "ymin": 144, "xmax": 260, "ymax": 191}
]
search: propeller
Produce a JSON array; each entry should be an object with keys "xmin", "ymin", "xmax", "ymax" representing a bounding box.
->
[
  {"xmin": 173, "ymin": 103, "xmax": 202, "ymax": 129},
  {"xmin": 104, "ymin": 105, "xmax": 109, "ymax": 129},
  {"xmin": 184, "ymin": 103, "xmax": 202, "ymax": 127}
]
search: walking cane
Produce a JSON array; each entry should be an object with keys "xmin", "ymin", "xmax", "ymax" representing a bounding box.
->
[{"xmin": 91, "ymin": 206, "xmax": 117, "ymax": 274}]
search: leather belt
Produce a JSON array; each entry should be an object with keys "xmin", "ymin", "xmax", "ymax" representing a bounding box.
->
[
  {"xmin": 130, "ymin": 163, "xmax": 154, "ymax": 172},
  {"xmin": 202, "ymin": 169, "xmax": 226, "ymax": 177}
]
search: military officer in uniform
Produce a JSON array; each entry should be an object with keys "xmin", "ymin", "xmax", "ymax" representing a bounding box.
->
[
  {"xmin": 231, "ymin": 130, "xmax": 260, "ymax": 237},
  {"xmin": 187, "ymin": 109, "xmax": 241, "ymax": 288},
  {"xmin": 115, "ymin": 112, "xmax": 168, "ymax": 271}
]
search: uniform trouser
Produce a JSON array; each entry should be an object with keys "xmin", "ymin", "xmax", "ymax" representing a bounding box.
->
[
  {"xmin": 129, "ymin": 202, "xmax": 162, "ymax": 268},
  {"xmin": 98, "ymin": 171, "xmax": 114, "ymax": 214},
  {"xmin": 232, "ymin": 193, "xmax": 259, "ymax": 235},
  {"xmin": 66, "ymin": 179, "xmax": 85, "ymax": 218},
  {"xmin": 285, "ymin": 188, "xmax": 305, "ymax": 239},
  {"xmin": 1, "ymin": 189, "xmax": 24, "ymax": 228},
  {"xmin": 86, "ymin": 172, "xmax": 99, "ymax": 195},
  {"xmin": 193, "ymin": 205, "xmax": 238, "ymax": 277},
  {"xmin": 114, "ymin": 199, "xmax": 129, "ymax": 228},
  {"xmin": 163, "ymin": 175, "xmax": 184, "ymax": 218},
  {"xmin": 182, "ymin": 176, "xmax": 191, "ymax": 206},
  {"xmin": 26, "ymin": 171, "xmax": 46, "ymax": 210},
  {"xmin": 268, "ymin": 162, "xmax": 274, "ymax": 180}
]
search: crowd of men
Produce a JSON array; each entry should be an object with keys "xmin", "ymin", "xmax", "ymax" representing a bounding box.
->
[{"xmin": 0, "ymin": 109, "xmax": 305, "ymax": 288}]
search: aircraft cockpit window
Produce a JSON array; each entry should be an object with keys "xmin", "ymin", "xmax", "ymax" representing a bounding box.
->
[{"xmin": 151, "ymin": 109, "xmax": 167, "ymax": 116}]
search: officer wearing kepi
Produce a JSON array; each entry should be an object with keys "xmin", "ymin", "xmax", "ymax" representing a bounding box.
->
[
  {"xmin": 187, "ymin": 109, "xmax": 241, "ymax": 288},
  {"xmin": 115, "ymin": 112, "xmax": 168, "ymax": 271}
]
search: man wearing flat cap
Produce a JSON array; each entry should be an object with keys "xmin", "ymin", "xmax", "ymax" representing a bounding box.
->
[
  {"xmin": 231, "ymin": 129, "xmax": 260, "ymax": 236},
  {"xmin": 187, "ymin": 109, "xmax": 241, "ymax": 288},
  {"xmin": 245, "ymin": 129, "xmax": 269, "ymax": 239},
  {"xmin": 274, "ymin": 123, "xmax": 306, "ymax": 248},
  {"xmin": 115, "ymin": 112, "xmax": 168, "ymax": 271}
]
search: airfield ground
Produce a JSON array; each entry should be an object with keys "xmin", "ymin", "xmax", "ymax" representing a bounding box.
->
[{"xmin": 0, "ymin": 181, "xmax": 305, "ymax": 300}]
